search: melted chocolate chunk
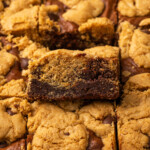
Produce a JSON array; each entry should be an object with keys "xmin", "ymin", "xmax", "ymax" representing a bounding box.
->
[
  {"xmin": 64, "ymin": 132, "xmax": 70, "ymax": 136},
  {"xmin": 8, "ymin": 48, "xmax": 19, "ymax": 58},
  {"xmin": 20, "ymin": 58, "xmax": 29, "ymax": 70},
  {"xmin": 101, "ymin": 0, "xmax": 117, "ymax": 25},
  {"xmin": 44, "ymin": 0, "xmax": 68, "ymax": 14},
  {"xmin": 121, "ymin": 57, "xmax": 150, "ymax": 83},
  {"xmin": 0, "ymin": 139, "xmax": 26, "ymax": 150},
  {"xmin": 5, "ymin": 62, "xmax": 22, "ymax": 82},
  {"xmin": 0, "ymin": 142, "xmax": 7, "ymax": 148},
  {"xmin": 119, "ymin": 15, "xmax": 150, "ymax": 27},
  {"xmin": 87, "ymin": 130, "xmax": 104, "ymax": 150},
  {"xmin": 0, "ymin": 37, "xmax": 19, "ymax": 57},
  {"xmin": 102, "ymin": 115, "xmax": 114, "ymax": 124},
  {"xmin": 6, "ymin": 108, "xmax": 16, "ymax": 116},
  {"xmin": 58, "ymin": 16, "xmax": 79, "ymax": 33},
  {"xmin": 48, "ymin": 13, "xmax": 59, "ymax": 21},
  {"xmin": 44, "ymin": 0, "xmax": 78, "ymax": 33},
  {"xmin": 26, "ymin": 135, "xmax": 33, "ymax": 145}
]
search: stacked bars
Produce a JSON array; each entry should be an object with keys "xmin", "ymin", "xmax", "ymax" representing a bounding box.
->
[
  {"xmin": 27, "ymin": 46, "xmax": 120, "ymax": 101},
  {"xmin": 0, "ymin": 99, "xmax": 116, "ymax": 150},
  {"xmin": 0, "ymin": 0, "xmax": 116, "ymax": 49},
  {"xmin": 117, "ymin": 73, "xmax": 150, "ymax": 150},
  {"xmin": 118, "ymin": 19, "xmax": 150, "ymax": 83}
]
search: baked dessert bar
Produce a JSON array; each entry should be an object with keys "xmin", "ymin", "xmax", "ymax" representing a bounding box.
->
[
  {"xmin": 118, "ymin": 0, "xmax": 150, "ymax": 26},
  {"xmin": 27, "ymin": 101, "xmax": 116, "ymax": 150},
  {"xmin": 0, "ymin": 0, "xmax": 116, "ymax": 49},
  {"xmin": 27, "ymin": 46, "xmax": 120, "ymax": 101},
  {"xmin": 0, "ymin": 97, "xmax": 30, "ymax": 149},
  {"xmin": 118, "ymin": 19, "xmax": 150, "ymax": 83},
  {"xmin": 0, "ymin": 35, "xmax": 48, "ymax": 97},
  {"xmin": 117, "ymin": 73, "xmax": 150, "ymax": 150}
]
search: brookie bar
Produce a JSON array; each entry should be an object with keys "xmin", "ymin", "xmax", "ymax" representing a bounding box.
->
[
  {"xmin": 0, "ymin": 0, "xmax": 116, "ymax": 50},
  {"xmin": 27, "ymin": 46, "xmax": 120, "ymax": 101}
]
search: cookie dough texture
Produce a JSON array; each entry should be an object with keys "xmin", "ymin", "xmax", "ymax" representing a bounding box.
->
[
  {"xmin": 0, "ymin": 36, "xmax": 49, "ymax": 97},
  {"xmin": 118, "ymin": 0, "xmax": 150, "ymax": 17},
  {"xmin": 62, "ymin": 0, "xmax": 104, "ymax": 25},
  {"xmin": 117, "ymin": 73, "xmax": 150, "ymax": 150},
  {"xmin": 27, "ymin": 46, "xmax": 120, "ymax": 101},
  {"xmin": 118, "ymin": 20, "xmax": 150, "ymax": 82},
  {"xmin": 0, "ymin": 97, "xmax": 30, "ymax": 146},
  {"xmin": 27, "ymin": 101, "xmax": 116, "ymax": 150}
]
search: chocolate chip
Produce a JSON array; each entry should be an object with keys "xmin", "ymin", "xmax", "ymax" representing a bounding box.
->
[
  {"xmin": 121, "ymin": 58, "xmax": 150, "ymax": 83},
  {"xmin": 87, "ymin": 130, "xmax": 103, "ymax": 150},
  {"xmin": 48, "ymin": 13, "xmax": 59, "ymax": 21},
  {"xmin": 0, "ymin": 37, "xmax": 19, "ymax": 57},
  {"xmin": 58, "ymin": 16, "xmax": 79, "ymax": 33},
  {"xmin": 14, "ymin": 104, "xmax": 19, "ymax": 108},
  {"xmin": 27, "ymin": 135, "xmax": 33, "ymax": 144},
  {"xmin": 0, "ymin": 37, "xmax": 11, "ymax": 46},
  {"xmin": 0, "ymin": 141, "xmax": 7, "ymax": 148},
  {"xmin": 6, "ymin": 108, "xmax": 16, "ymax": 116},
  {"xmin": 20, "ymin": 58, "xmax": 29, "ymax": 70},
  {"xmin": 8, "ymin": 47, "xmax": 19, "ymax": 57},
  {"xmin": 64, "ymin": 132, "xmax": 70, "ymax": 136},
  {"xmin": 102, "ymin": 115, "xmax": 114, "ymax": 124},
  {"xmin": 5, "ymin": 62, "xmax": 22, "ymax": 82}
]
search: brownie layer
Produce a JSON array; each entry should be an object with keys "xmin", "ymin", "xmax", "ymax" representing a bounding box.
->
[{"xmin": 27, "ymin": 47, "xmax": 120, "ymax": 101}]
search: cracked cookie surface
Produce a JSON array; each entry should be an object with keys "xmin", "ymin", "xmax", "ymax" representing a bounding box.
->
[
  {"xmin": 27, "ymin": 101, "xmax": 116, "ymax": 150},
  {"xmin": 117, "ymin": 73, "xmax": 150, "ymax": 150}
]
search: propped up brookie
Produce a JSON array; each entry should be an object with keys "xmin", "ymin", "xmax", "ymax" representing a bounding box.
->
[{"xmin": 27, "ymin": 46, "xmax": 120, "ymax": 101}]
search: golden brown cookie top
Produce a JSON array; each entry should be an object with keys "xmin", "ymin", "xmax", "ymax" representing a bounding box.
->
[
  {"xmin": 117, "ymin": 73, "xmax": 150, "ymax": 123},
  {"xmin": 0, "ymin": 97, "xmax": 30, "ymax": 144},
  {"xmin": 62, "ymin": 0, "xmax": 104, "ymax": 25},
  {"xmin": 27, "ymin": 101, "xmax": 115, "ymax": 150},
  {"xmin": 118, "ymin": 0, "xmax": 150, "ymax": 17},
  {"xmin": 118, "ymin": 20, "xmax": 150, "ymax": 68}
]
